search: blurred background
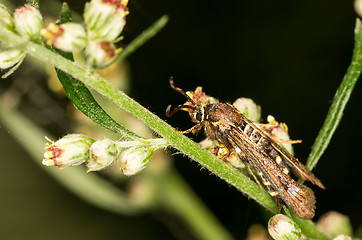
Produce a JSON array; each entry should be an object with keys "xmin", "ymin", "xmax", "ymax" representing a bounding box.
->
[{"xmin": 0, "ymin": 0, "xmax": 361, "ymax": 239}]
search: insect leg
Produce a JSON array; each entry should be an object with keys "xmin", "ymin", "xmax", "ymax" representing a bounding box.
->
[{"xmin": 238, "ymin": 156, "xmax": 265, "ymax": 190}]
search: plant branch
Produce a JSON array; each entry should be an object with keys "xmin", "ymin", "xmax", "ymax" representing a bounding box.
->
[
  {"xmin": 0, "ymin": 24, "xmax": 278, "ymax": 214},
  {"xmin": 306, "ymin": 19, "xmax": 362, "ymax": 171}
]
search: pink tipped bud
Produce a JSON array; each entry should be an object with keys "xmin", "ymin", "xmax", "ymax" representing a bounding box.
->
[
  {"xmin": 41, "ymin": 22, "xmax": 87, "ymax": 52},
  {"xmin": 84, "ymin": 0, "xmax": 128, "ymax": 41},
  {"xmin": 43, "ymin": 134, "xmax": 95, "ymax": 168},
  {"xmin": 14, "ymin": 5, "xmax": 43, "ymax": 41},
  {"xmin": 85, "ymin": 40, "xmax": 119, "ymax": 68},
  {"xmin": 268, "ymin": 214, "xmax": 301, "ymax": 240}
]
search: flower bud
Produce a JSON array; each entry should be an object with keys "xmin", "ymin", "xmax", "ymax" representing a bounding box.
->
[
  {"xmin": 84, "ymin": 0, "xmax": 128, "ymax": 41},
  {"xmin": 317, "ymin": 211, "xmax": 353, "ymax": 238},
  {"xmin": 355, "ymin": 0, "xmax": 362, "ymax": 18},
  {"xmin": 268, "ymin": 214, "xmax": 301, "ymax": 240},
  {"xmin": 264, "ymin": 115, "xmax": 296, "ymax": 155},
  {"xmin": 43, "ymin": 134, "xmax": 95, "ymax": 168},
  {"xmin": 85, "ymin": 40, "xmax": 119, "ymax": 68},
  {"xmin": 333, "ymin": 236, "xmax": 352, "ymax": 240},
  {"xmin": 233, "ymin": 98, "xmax": 261, "ymax": 122},
  {"xmin": 14, "ymin": 4, "xmax": 43, "ymax": 42},
  {"xmin": 41, "ymin": 22, "xmax": 87, "ymax": 52},
  {"xmin": 120, "ymin": 146, "xmax": 154, "ymax": 176},
  {"xmin": 86, "ymin": 139, "xmax": 119, "ymax": 171},
  {"xmin": 0, "ymin": 3, "xmax": 13, "ymax": 30},
  {"xmin": 0, "ymin": 48, "xmax": 25, "ymax": 69}
]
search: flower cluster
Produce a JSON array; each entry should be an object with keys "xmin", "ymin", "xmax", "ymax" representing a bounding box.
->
[
  {"xmin": 0, "ymin": 4, "xmax": 43, "ymax": 71},
  {"xmin": 42, "ymin": 0, "xmax": 129, "ymax": 68},
  {"xmin": 0, "ymin": 0, "xmax": 128, "ymax": 72},
  {"xmin": 43, "ymin": 134, "xmax": 167, "ymax": 175}
]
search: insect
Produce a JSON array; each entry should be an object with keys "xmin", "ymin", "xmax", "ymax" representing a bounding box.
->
[{"xmin": 166, "ymin": 77, "xmax": 325, "ymax": 220}]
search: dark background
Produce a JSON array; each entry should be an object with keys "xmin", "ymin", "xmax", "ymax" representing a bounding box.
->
[{"xmin": 1, "ymin": 0, "xmax": 361, "ymax": 239}]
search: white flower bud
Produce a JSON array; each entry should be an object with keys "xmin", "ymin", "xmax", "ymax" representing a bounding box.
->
[
  {"xmin": 355, "ymin": 0, "xmax": 362, "ymax": 18},
  {"xmin": 0, "ymin": 3, "xmax": 13, "ymax": 30},
  {"xmin": 317, "ymin": 212, "xmax": 353, "ymax": 239},
  {"xmin": 333, "ymin": 235, "xmax": 352, "ymax": 240},
  {"xmin": 0, "ymin": 48, "xmax": 25, "ymax": 69},
  {"xmin": 120, "ymin": 146, "xmax": 154, "ymax": 176},
  {"xmin": 84, "ymin": 0, "xmax": 128, "ymax": 41},
  {"xmin": 233, "ymin": 98, "xmax": 261, "ymax": 122},
  {"xmin": 43, "ymin": 134, "xmax": 95, "ymax": 168},
  {"xmin": 268, "ymin": 214, "xmax": 301, "ymax": 240},
  {"xmin": 85, "ymin": 40, "xmax": 118, "ymax": 68},
  {"xmin": 41, "ymin": 22, "xmax": 87, "ymax": 52},
  {"xmin": 264, "ymin": 115, "xmax": 296, "ymax": 155},
  {"xmin": 14, "ymin": 4, "xmax": 43, "ymax": 41},
  {"xmin": 86, "ymin": 139, "xmax": 119, "ymax": 171}
]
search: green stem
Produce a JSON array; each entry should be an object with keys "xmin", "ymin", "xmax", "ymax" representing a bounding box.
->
[
  {"xmin": 161, "ymin": 171, "xmax": 234, "ymax": 240},
  {"xmin": 0, "ymin": 23, "xmax": 331, "ymax": 238},
  {"xmin": 103, "ymin": 15, "xmax": 169, "ymax": 68},
  {"xmin": 0, "ymin": 25, "xmax": 277, "ymax": 213},
  {"xmin": 306, "ymin": 19, "xmax": 362, "ymax": 170},
  {"xmin": 0, "ymin": 100, "xmax": 143, "ymax": 215},
  {"xmin": 290, "ymin": 211, "xmax": 329, "ymax": 240}
]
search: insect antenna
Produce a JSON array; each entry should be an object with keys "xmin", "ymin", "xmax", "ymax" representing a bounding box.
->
[
  {"xmin": 169, "ymin": 77, "xmax": 197, "ymax": 106},
  {"xmin": 166, "ymin": 76, "xmax": 199, "ymax": 117},
  {"xmin": 166, "ymin": 104, "xmax": 195, "ymax": 117}
]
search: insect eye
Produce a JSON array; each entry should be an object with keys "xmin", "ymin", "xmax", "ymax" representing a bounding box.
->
[{"xmin": 194, "ymin": 111, "xmax": 203, "ymax": 122}]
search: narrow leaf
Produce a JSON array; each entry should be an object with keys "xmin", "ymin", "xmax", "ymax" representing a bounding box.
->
[
  {"xmin": 101, "ymin": 15, "xmax": 169, "ymax": 68},
  {"xmin": 56, "ymin": 69, "xmax": 141, "ymax": 140},
  {"xmin": 56, "ymin": 2, "xmax": 72, "ymax": 25},
  {"xmin": 306, "ymin": 19, "xmax": 362, "ymax": 171}
]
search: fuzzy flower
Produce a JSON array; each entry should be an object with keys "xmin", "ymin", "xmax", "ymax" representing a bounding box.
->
[
  {"xmin": 43, "ymin": 134, "xmax": 95, "ymax": 168},
  {"xmin": 41, "ymin": 22, "xmax": 87, "ymax": 52},
  {"xmin": 233, "ymin": 98, "xmax": 261, "ymax": 122},
  {"xmin": 317, "ymin": 211, "xmax": 353, "ymax": 239},
  {"xmin": 84, "ymin": 0, "xmax": 128, "ymax": 41},
  {"xmin": 0, "ymin": 48, "xmax": 25, "ymax": 69},
  {"xmin": 268, "ymin": 214, "xmax": 301, "ymax": 240},
  {"xmin": 119, "ymin": 146, "xmax": 154, "ymax": 176},
  {"xmin": 14, "ymin": 4, "xmax": 43, "ymax": 42},
  {"xmin": 0, "ymin": 3, "xmax": 13, "ymax": 30},
  {"xmin": 85, "ymin": 40, "xmax": 120, "ymax": 68},
  {"xmin": 86, "ymin": 139, "xmax": 119, "ymax": 171}
]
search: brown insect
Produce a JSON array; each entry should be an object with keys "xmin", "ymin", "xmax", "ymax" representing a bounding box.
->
[{"xmin": 166, "ymin": 77, "xmax": 325, "ymax": 219}]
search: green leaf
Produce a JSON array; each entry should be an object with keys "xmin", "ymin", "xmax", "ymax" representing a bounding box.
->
[
  {"xmin": 306, "ymin": 18, "xmax": 362, "ymax": 171},
  {"xmin": 55, "ymin": 69, "xmax": 141, "ymax": 140},
  {"xmin": 56, "ymin": 2, "xmax": 72, "ymax": 25},
  {"xmin": 51, "ymin": 3, "xmax": 141, "ymax": 140},
  {"xmin": 26, "ymin": 0, "xmax": 40, "ymax": 10}
]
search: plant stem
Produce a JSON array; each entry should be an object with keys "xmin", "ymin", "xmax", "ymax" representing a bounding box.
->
[
  {"xmin": 103, "ymin": 15, "xmax": 169, "ymax": 68},
  {"xmin": 306, "ymin": 19, "xmax": 362, "ymax": 170},
  {"xmin": 0, "ymin": 23, "xmax": 333, "ymax": 238},
  {"xmin": 0, "ymin": 100, "xmax": 143, "ymax": 215},
  {"xmin": 161, "ymin": 170, "xmax": 234, "ymax": 240},
  {"xmin": 0, "ymin": 25, "xmax": 277, "ymax": 213}
]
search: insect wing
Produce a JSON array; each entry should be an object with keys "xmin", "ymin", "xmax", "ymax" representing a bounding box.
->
[
  {"xmin": 241, "ymin": 115, "xmax": 325, "ymax": 189},
  {"xmin": 268, "ymin": 139, "xmax": 325, "ymax": 189},
  {"xmin": 225, "ymin": 126, "xmax": 316, "ymax": 219}
]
